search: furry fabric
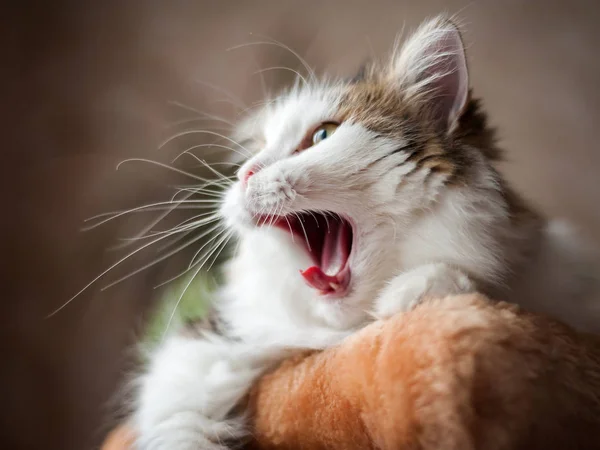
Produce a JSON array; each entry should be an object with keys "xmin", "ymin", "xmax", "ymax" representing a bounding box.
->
[{"xmin": 104, "ymin": 294, "xmax": 600, "ymax": 450}]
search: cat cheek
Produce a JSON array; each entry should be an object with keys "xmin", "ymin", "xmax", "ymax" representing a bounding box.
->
[{"xmin": 221, "ymin": 184, "xmax": 254, "ymax": 230}]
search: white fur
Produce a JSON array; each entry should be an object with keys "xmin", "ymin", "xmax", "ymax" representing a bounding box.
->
[
  {"xmin": 133, "ymin": 16, "xmax": 600, "ymax": 449},
  {"xmin": 373, "ymin": 263, "xmax": 475, "ymax": 318}
]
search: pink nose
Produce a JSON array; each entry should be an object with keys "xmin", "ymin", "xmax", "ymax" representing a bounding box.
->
[
  {"xmin": 243, "ymin": 170, "xmax": 255, "ymax": 184},
  {"xmin": 239, "ymin": 165, "xmax": 259, "ymax": 187}
]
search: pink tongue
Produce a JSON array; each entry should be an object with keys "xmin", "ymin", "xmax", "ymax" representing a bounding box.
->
[{"xmin": 300, "ymin": 266, "xmax": 341, "ymax": 293}]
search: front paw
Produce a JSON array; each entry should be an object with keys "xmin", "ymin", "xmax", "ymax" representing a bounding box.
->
[
  {"xmin": 373, "ymin": 264, "xmax": 475, "ymax": 319},
  {"xmin": 134, "ymin": 336, "xmax": 266, "ymax": 450},
  {"xmin": 135, "ymin": 412, "xmax": 243, "ymax": 450}
]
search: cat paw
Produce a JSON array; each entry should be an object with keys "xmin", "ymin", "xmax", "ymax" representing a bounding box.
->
[
  {"xmin": 135, "ymin": 413, "xmax": 243, "ymax": 450},
  {"xmin": 373, "ymin": 263, "xmax": 475, "ymax": 319},
  {"xmin": 134, "ymin": 336, "xmax": 267, "ymax": 450}
]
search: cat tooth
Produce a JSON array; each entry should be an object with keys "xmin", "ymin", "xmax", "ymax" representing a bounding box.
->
[{"xmin": 329, "ymin": 282, "xmax": 340, "ymax": 290}]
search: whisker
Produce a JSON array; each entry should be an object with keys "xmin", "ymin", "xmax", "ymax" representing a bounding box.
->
[
  {"xmin": 170, "ymin": 178, "xmax": 232, "ymax": 201},
  {"xmin": 161, "ymin": 264, "xmax": 204, "ymax": 340},
  {"xmin": 323, "ymin": 211, "xmax": 331, "ymax": 234},
  {"xmin": 193, "ymin": 79, "xmax": 247, "ymax": 111},
  {"xmin": 90, "ymin": 205, "xmax": 220, "ymax": 221},
  {"xmin": 228, "ymin": 38, "xmax": 316, "ymax": 82},
  {"xmin": 173, "ymin": 187, "xmax": 224, "ymax": 199},
  {"xmin": 99, "ymin": 222, "xmax": 224, "ymax": 291},
  {"xmin": 119, "ymin": 212, "xmax": 220, "ymax": 242},
  {"xmin": 194, "ymin": 158, "xmax": 235, "ymax": 183},
  {"xmin": 161, "ymin": 229, "xmax": 233, "ymax": 340},
  {"xmin": 153, "ymin": 212, "xmax": 222, "ymax": 254},
  {"xmin": 116, "ymin": 158, "xmax": 214, "ymax": 183},
  {"xmin": 159, "ymin": 130, "xmax": 252, "ymax": 159},
  {"xmin": 157, "ymin": 227, "xmax": 231, "ymax": 287},
  {"xmin": 267, "ymin": 202, "xmax": 282, "ymax": 229},
  {"xmin": 210, "ymin": 161, "xmax": 241, "ymax": 167},
  {"xmin": 187, "ymin": 225, "xmax": 229, "ymax": 269},
  {"xmin": 304, "ymin": 210, "xmax": 320, "ymax": 229},
  {"xmin": 173, "ymin": 143, "xmax": 253, "ymax": 164},
  {"xmin": 167, "ymin": 100, "xmax": 235, "ymax": 124},
  {"xmin": 154, "ymin": 228, "xmax": 197, "ymax": 254},
  {"xmin": 166, "ymin": 114, "xmax": 234, "ymax": 129},
  {"xmin": 204, "ymin": 231, "xmax": 233, "ymax": 272},
  {"xmin": 192, "ymin": 229, "xmax": 233, "ymax": 273},
  {"xmin": 252, "ymin": 53, "xmax": 269, "ymax": 99},
  {"xmin": 83, "ymin": 199, "xmax": 222, "ymax": 230},
  {"xmin": 165, "ymin": 120, "xmax": 232, "ymax": 133},
  {"xmin": 293, "ymin": 211, "xmax": 311, "ymax": 252},
  {"xmin": 283, "ymin": 215, "xmax": 295, "ymax": 244},
  {"xmin": 46, "ymin": 222, "xmax": 191, "ymax": 318},
  {"xmin": 238, "ymin": 97, "xmax": 276, "ymax": 118},
  {"xmin": 253, "ymin": 67, "xmax": 307, "ymax": 86},
  {"xmin": 109, "ymin": 191, "xmax": 197, "ymax": 249}
]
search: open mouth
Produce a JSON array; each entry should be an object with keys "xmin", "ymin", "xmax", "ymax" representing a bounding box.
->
[{"xmin": 257, "ymin": 212, "xmax": 353, "ymax": 297}]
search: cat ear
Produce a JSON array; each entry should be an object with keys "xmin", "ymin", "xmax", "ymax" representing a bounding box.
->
[{"xmin": 391, "ymin": 17, "xmax": 469, "ymax": 132}]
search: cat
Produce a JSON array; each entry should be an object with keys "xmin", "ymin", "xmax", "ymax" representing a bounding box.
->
[{"xmin": 132, "ymin": 15, "xmax": 600, "ymax": 449}]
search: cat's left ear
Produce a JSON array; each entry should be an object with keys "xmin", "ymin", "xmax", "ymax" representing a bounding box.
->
[{"xmin": 391, "ymin": 17, "xmax": 469, "ymax": 133}]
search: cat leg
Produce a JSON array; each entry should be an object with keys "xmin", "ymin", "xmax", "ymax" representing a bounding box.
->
[
  {"xmin": 133, "ymin": 334, "xmax": 279, "ymax": 450},
  {"xmin": 373, "ymin": 263, "xmax": 475, "ymax": 319}
]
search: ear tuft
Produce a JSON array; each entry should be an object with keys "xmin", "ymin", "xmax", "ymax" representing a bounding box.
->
[{"xmin": 391, "ymin": 16, "xmax": 469, "ymax": 132}]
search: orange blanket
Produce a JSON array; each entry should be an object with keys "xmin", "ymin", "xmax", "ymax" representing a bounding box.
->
[{"xmin": 103, "ymin": 294, "xmax": 600, "ymax": 450}]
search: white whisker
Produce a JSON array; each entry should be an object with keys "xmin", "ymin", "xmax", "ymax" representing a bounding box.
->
[
  {"xmin": 267, "ymin": 202, "xmax": 282, "ymax": 229},
  {"xmin": 187, "ymin": 226, "xmax": 229, "ymax": 269},
  {"xmin": 173, "ymin": 187, "xmax": 224, "ymax": 199},
  {"xmin": 293, "ymin": 211, "xmax": 311, "ymax": 252},
  {"xmin": 116, "ymin": 158, "xmax": 213, "ymax": 183},
  {"xmin": 46, "ymin": 221, "xmax": 194, "ymax": 318},
  {"xmin": 167, "ymin": 100, "xmax": 235, "ymax": 124},
  {"xmin": 170, "ymin": 178, "xmax": 231, "ymax": 201},
  {"xmin": 173, "ymin": 143, "xmax": 253, "ymax": 164},
  {"xmin": 154, "ymin": 228, "xmax": 197, "ymax": 254},
  {"xmin": 192, "ymin": 80, "xmax": 247, "ymax": 111},
  {"xmin": 304, "ymin": 210, "xmax": 320, "ymax": 229},
  {"xmin": 253, "ymin": 67, "xmax": 307, "ymax": 86},
  {"xmin": 283, "ymin": 215, "xmax": 295, "ymax": 243},
  {"xmin": 161, "ymin": 263, "xmax": 204, "ymax": 341},
  {"xmin": 154, "ymin": 213, "xmax": 222, "ymax": 254},
  {"xmin": 161, "ymin": 229, "xmax": 233, "ymax": 340},
  {"xmin": 194, "ymin": 159, "xmax": 235, "ymax": 183},
  {"xmin": 159, "ymin": 130, "xmax": 252, "ymax": 159},
  {"xmin": 110, "ymin": 191, "xmax": 197, "ymax": 250},
  {"xmin": 204, "ymin": 232, "xmax": 233, "ymax": 272},
  {"xmin": 83, "ymin": 199, "xmax": 222, "ymax": 230},
  {"xmin": 100, "ymin": 222, "xmax": 224, "ymax": 291},
  {"xmin": 158, "ymin": 227, "xmax": 231, "ymax": 287},
  {"xmin": 166, "ymin": 114, "xmax": 234, "ymax": 129},
  {"xmin": 228, "ymin": 37, "xmax": 316, "ymax": 82},
  {"xmin": 119, "ymin": 213, "xmax": 220, "ymax": 242}
]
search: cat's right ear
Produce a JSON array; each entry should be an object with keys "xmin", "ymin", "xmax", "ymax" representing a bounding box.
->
[{"xmin": 390, "ymin": 16, "xmax": 469, "ymax": 133}]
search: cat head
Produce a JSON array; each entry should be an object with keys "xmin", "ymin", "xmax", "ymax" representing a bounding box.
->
[{"xmin": 220, "ymin": 16, "xmax": 499, "ymax": 328}]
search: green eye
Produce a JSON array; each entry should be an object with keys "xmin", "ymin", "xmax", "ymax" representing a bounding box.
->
[{"xmin": 312, "ymin": 123, "xmax": 339, "ymax": 145}]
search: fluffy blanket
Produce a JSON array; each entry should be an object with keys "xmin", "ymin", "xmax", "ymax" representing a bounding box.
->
[{"xmin": 103, "ymin": 294, "xmax": 600, "ymax": 450}]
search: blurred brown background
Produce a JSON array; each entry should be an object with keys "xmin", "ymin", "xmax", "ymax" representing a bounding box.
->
[{"xmin": 2, "ymin": 1, "xmax": 600, "ymax": 449}]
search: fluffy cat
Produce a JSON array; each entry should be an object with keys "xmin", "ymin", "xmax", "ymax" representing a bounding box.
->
[{"xmin": 133, "ymin": 16, "xmax": 600, "ymax": 449}]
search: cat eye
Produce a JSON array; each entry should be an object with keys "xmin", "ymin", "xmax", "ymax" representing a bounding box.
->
[
  {"xmin": 312, "ymin": 123, "xmax": 339, "ymax": 146},
  {"xmin": 294, "ymin": 122, "xmax": 340, "ymax": 154}
]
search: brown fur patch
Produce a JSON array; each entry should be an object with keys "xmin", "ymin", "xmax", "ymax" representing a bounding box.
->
[
  {"xmin": 336, "ymin": 73, "xmax": 544, "ymax": 244},
  {"xmin": 337, "ymin": 75, "xmax": 499, "ymax": 185}
]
